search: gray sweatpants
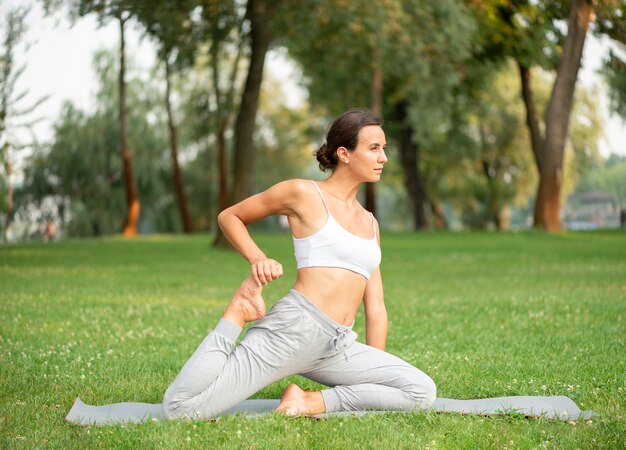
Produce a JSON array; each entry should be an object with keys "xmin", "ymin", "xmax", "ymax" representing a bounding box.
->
[{"xmin": 163, "ymin": 289, "xmax": 436, "ymax": 419}]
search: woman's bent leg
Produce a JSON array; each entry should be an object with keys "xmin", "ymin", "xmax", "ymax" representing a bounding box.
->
[
  {"xmin": 163, "ymin": 277, "xmax": 273, "ymax": 419},
  {"xmin": 163, "ymin": 286, "xmax": 314, "ymax": 419},
  {"xmin": 163, "ymin": 318, "xmax": 240, "ymax": 419},
  {"xmin": 301, "ymin": 341, "xmax": 436, "ymax": 413}
]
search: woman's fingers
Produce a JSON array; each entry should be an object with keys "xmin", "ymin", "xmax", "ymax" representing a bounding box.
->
[
  {"xmin": 251, "ymin": 259, "xmax": 283, "ymax": 286},
  {"xmin": 271, "ymin": 261, "xmax": 283, "ymax": 279}
]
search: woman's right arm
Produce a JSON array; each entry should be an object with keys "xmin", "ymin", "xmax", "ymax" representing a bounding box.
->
[{"xmin": 217, "ymin": 179, "xmax": 306, "ymax": 286}]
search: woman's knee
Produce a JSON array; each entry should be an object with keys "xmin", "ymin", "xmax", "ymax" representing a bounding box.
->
[
  {"xmin": 406, "ymin": 372, "xmax": 436, "ymax": 409},
  {"xmin": 421, "ymin": 375, "xmax": 437, "ymax": 408},
  {"xmin": 162, "ymin": 385, "xmax": 196, "ymax": 420},
  {"xmin": 162, "ymin": 387, "xmax": 181, "ymax": 419}
]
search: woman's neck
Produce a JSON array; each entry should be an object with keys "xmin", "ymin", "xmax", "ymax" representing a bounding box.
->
[{"xmin": 320, "ymin": 172, "xmax": 361, "ymax": 205}]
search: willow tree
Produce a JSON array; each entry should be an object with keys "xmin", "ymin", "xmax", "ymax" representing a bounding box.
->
[{"xmin": 0, "ymin": 8, "xmax": 47, "ymax": 242}]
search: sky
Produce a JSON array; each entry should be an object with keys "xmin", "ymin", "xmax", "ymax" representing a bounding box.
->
[{"xmin": 4, "ymin": 0, "xmax": 626, "ymax": 168}]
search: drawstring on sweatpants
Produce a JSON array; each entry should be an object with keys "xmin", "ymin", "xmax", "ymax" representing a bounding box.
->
[{"xmin": 331, "ymin": 327, "xmax": 351, "ymax": 362}]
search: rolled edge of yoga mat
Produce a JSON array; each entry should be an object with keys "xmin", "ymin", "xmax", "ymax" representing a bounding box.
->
[{"xmin": 65, "ymin": 396, "xmax": 594, "ymax": 426}]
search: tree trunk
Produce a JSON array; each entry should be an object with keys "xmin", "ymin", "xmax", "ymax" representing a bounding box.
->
[
  {"xmin": 164, "ymin": 58, "xmax": 193, "ymax": 233},
  {"xmin": 118, "ymin": 17, "xmax": 140, "ymax": 236},
  {"xmin": 212, "ymin": 117, "xmax": 231, "ymax": 248},
  {"xmin": 211, "ymin": 26, "xmax": 245, "ymax": 248},
  {"xmin": 365, "ymin": 45, "xmax": 383, "ymax": 216},
  {"xmin": 394, "ymin": 100, "xmax": 429, "ymax": 230},
  {"xmin": 231, "ymin": 0, "xmax": 276, "ymax": 204},
  {"xmin": 533, "ymin": 0, "xmax": 595, "ymax": 231},
  {"xmin": 482, "ymin": 159, "xmax": 504, "ymax": 230},
  {"xmin": 3, "ymin": 158, "xmax": 11, "ymax": 242},
  {"xmin": 518, "ymin": 63, "xmax": 543, "ymax": 171}
]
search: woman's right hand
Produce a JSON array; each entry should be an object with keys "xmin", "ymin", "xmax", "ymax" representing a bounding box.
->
[{"xmin": 250, "ymin": 258, "xmax": 283, "ymax": 286}]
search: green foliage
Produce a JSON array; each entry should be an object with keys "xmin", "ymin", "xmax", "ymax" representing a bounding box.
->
[
  {"xmin": 564, "ymin": 82, "xmax": 604, "ymax": 197},
  {"xmin": 435, "ymin": 63, "xmax": 536, "ymax": 228},
  {"xmin": 465, "ymin": 0, "xmax": 567, "ymax": 70},
  {"xmin": 593, "ymin": 0, "xmax": 626, "ymax": 44},
  {"xmin": 277, "ymin": 0, "xmax": 475, "ymax": 127},
  {"xmin": 575, "ymin": 154, "xmax": 626, "ymax": 202},
  {"xmin": 1, "ymin": 232, "xmax": 625, "ymax": 447},
  {"xmin": 602, "ymin": 51, "xmax": 626, "ymax": 119}
]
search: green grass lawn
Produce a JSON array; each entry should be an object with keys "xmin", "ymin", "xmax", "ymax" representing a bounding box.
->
[{"xmin": 1, "ymin": 231, "xmax": 625, "ymax": 449}]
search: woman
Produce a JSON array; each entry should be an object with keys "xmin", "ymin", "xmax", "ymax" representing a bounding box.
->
[{"xmin": 162, "ymin": 109, "xmax": 436, "ymax": 419}]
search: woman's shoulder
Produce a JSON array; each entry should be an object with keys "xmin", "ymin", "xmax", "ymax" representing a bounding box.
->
[{"xmin": 269, "ymin": 178, "xmax": 317, "ymax": 195}]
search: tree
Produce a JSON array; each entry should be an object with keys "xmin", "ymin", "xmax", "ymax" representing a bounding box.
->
[
  {"xmin": 530, "ymin": 0, "xmax": 595, "ymax": 230},
  {"xmin": 132, "ymin": 0, "xmax": 199, "ymax": 233},
  {"xmin": 199, "ymin": 0, "xmax": 247, "ymax": 247},
  {"xmin": 52, "ymin": 1, "xmax": 143, "ymax": 235},
  {"xmin": 466, "ymin": 0, "xmax": 614, "ymax": 230},
  {"xmin": 116, "ymin": 12, "xmax": 140, "ymax": 235},
  {"xmin": 0, "ymin": 7, "xmax": 46, "ymax": 242},
  {"xmin": 231, "ymin": 0, "xmax": 282, "ymax": 204}
]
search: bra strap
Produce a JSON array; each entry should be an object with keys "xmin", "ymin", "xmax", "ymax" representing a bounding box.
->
[
  {"xmin": 371, "ymin": 212, "xmax": 377, "ymax": 237},
  {"xmin": 311, "ymin": 181, "xmax": 330, "ymax": 214}
]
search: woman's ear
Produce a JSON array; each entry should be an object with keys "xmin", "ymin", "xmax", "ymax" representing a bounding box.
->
[{"xmin": 336, "ymin": 147, "xmax": 350, "ymax": 165}]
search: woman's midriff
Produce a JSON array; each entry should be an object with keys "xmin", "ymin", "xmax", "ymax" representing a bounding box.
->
[{"xmin": 292, "ymin": 267, "xmax": 367, "ymax": 326}]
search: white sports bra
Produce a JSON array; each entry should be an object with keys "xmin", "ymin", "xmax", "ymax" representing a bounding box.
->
[{"xmin": 293, "ymin": 181, "xmax": 381, "ymax": 279}]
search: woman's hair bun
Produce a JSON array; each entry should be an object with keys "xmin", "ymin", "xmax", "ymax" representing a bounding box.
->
[{"xmin": 315, "ymin": 142, "xmax": 334, "ymax": 172}]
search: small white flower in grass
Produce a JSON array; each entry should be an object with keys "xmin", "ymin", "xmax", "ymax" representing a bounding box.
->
[
  {"xmin": 15, "ymin": 400, "xmax": 25, "ymax": 406},
  {"xmin": 542, "ymin": 385, "xmax": 547, "ymax": 391}
]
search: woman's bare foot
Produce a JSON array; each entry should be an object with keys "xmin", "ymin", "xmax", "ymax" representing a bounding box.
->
[
  {"xmin": 223, "ymin": 276, "xmax": 266, "ymax": 327},
  {"xmin": 275, "ymin": 384, "xmax": 325, "ymax": 416}
]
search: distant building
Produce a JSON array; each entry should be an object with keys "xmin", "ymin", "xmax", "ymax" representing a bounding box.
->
[{"xmin": 563, "ymin": 192, "xmax": 622, "ymax": 230}]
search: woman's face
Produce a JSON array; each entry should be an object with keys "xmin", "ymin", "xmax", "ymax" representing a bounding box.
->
[{"xmin": 344, "ymin": 125, "xmax": 388, "ymax": 182}]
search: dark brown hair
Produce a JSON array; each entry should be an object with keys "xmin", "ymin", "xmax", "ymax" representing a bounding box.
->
[{"xmin": 315, "ymin": 109, "xmax": 382, "ymax": 172}]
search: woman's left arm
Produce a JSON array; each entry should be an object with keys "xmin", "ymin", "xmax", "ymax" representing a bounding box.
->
[{"xmin": 363, "ymin": 268, "xmax": 388, "ymax": 350}]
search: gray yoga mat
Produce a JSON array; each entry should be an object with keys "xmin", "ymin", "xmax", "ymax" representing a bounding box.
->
[{"xmin": 65, "ymin": 396, "xmax": 593, "ymax": 425}]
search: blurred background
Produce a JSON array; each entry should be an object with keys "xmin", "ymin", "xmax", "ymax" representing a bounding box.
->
[{"xmin": 1, "ymin": 0, "xmax": 624, "ymax": 243}]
